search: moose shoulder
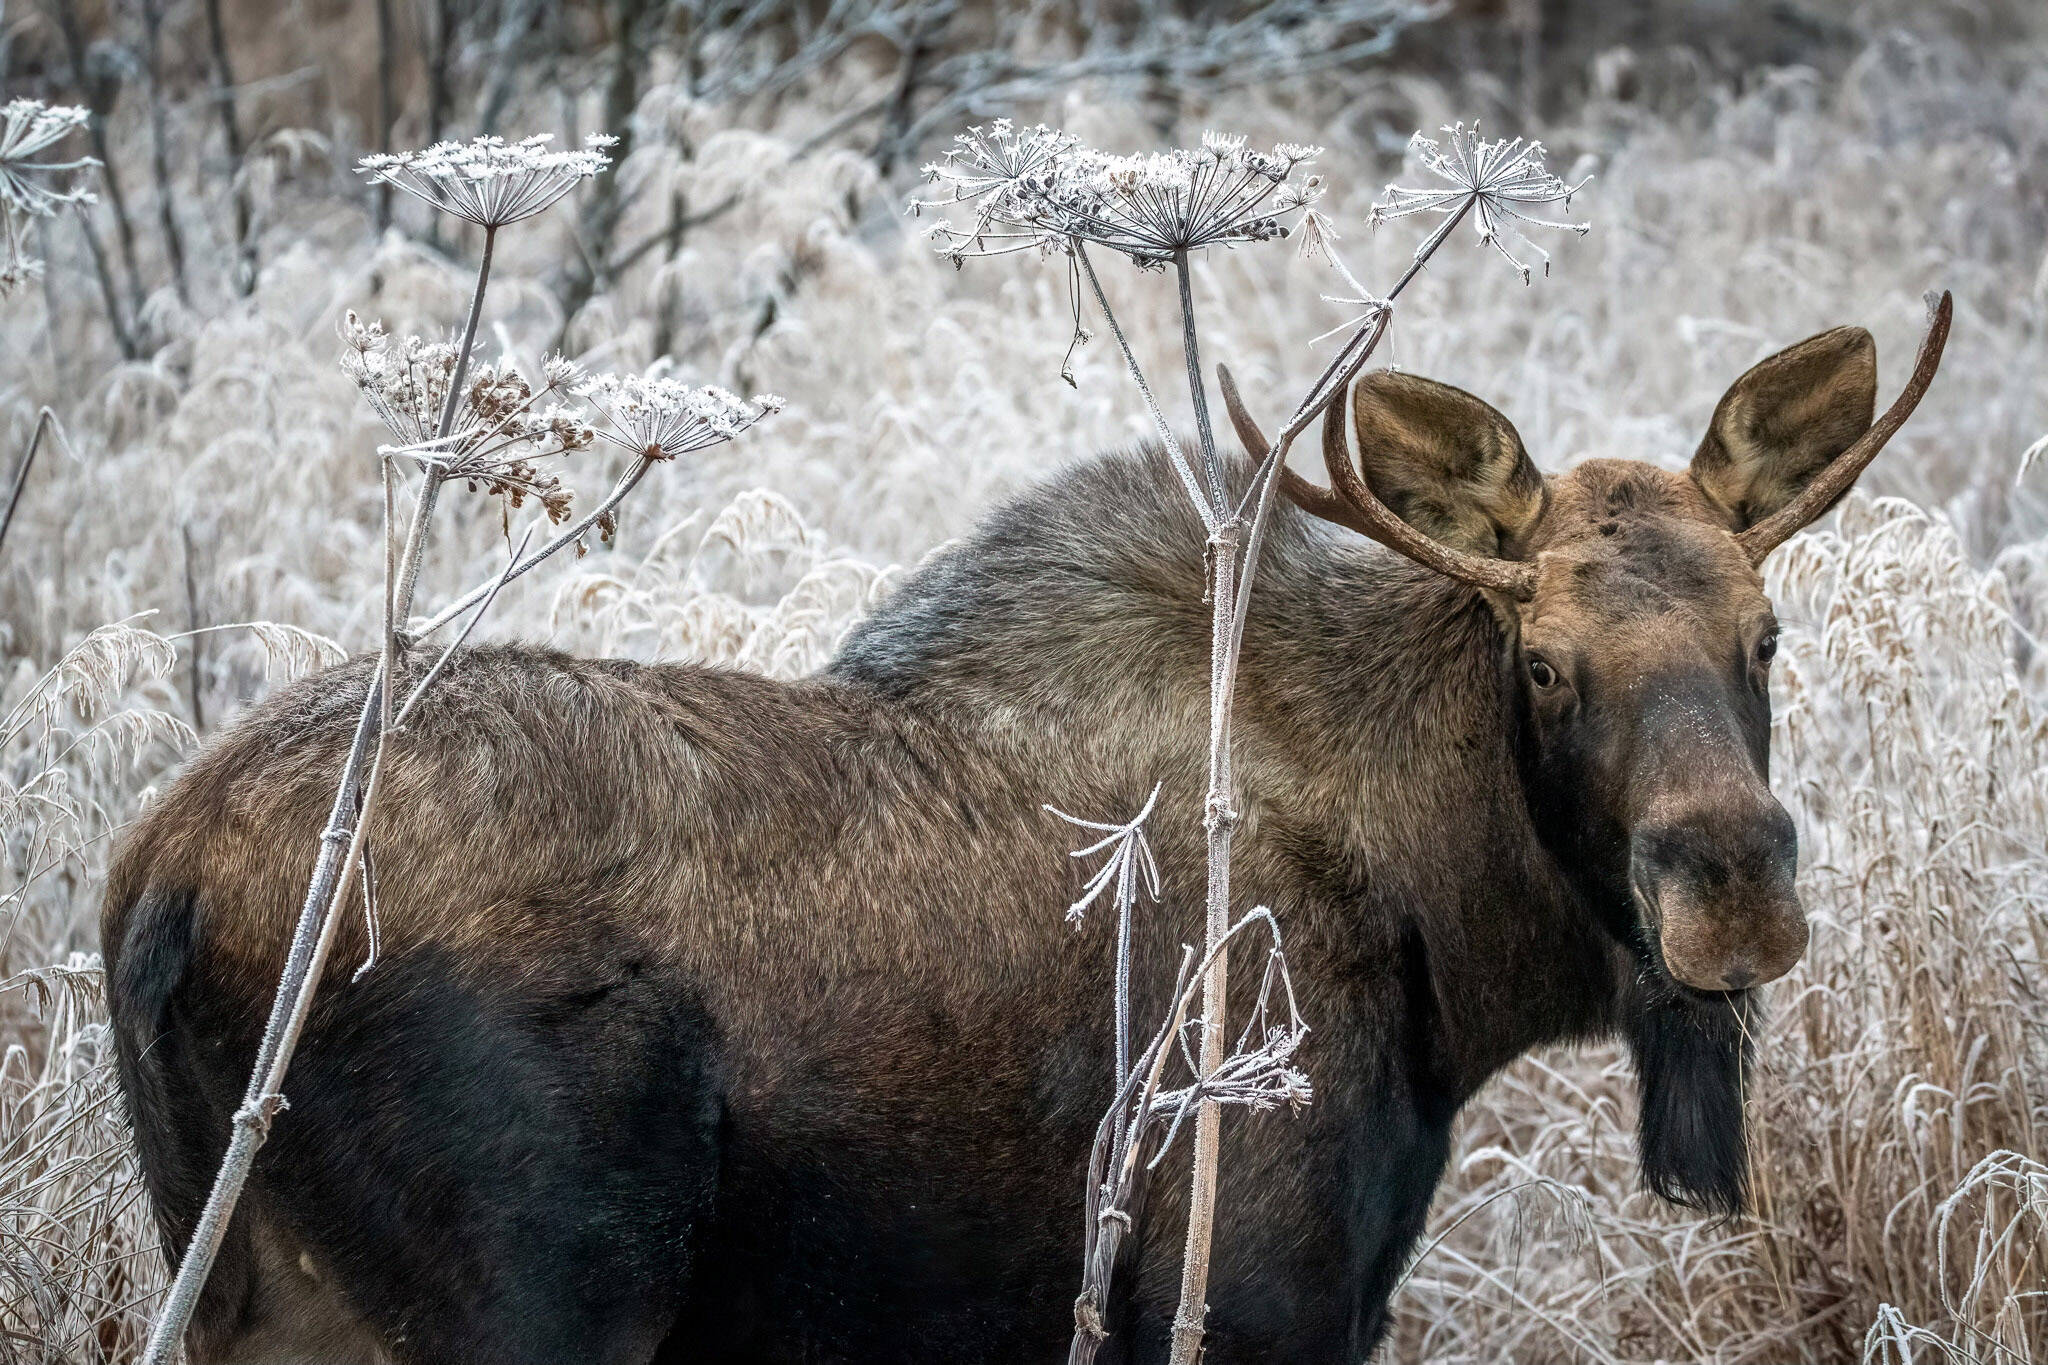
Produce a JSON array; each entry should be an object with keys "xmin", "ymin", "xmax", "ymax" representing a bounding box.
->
[{"xmin": 103, "ymin": 300, "xmax": 1950, "ymax": 1364}]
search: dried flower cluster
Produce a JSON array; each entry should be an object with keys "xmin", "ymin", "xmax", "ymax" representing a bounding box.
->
[
  {"xmin": 577, "ymin": 374, "xmax": 784, "ymax": 463},
  {"xmin": 1369, "ymin": 122, "xmax": 1590, "ymax": 282},
  {"xmin": 338, "ymin": 313, "xmax": 781, "ymax": 529},
  {"xmin": 919, "ymin": 122, "xmax": 1322, "ymax": 265},
  {"xmin": 0, "ymin": 99, "xmax": 97, "ymax": 294},
  {"xmin": 358, "ymin": 132, "xmax": 617, "ymax": 228},
  {"xmin": 339, "ymin": 312, "xmax": 593, "ymax": 522}
]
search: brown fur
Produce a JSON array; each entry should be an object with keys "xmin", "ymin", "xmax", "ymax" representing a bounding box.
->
[{"xmin": 102, "ymin": 326, "xmax": 1886, "ymax": 1363}]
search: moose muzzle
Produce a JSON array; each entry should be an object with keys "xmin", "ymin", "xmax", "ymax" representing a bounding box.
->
[{"xmin": 1632, "ymin": 794, "xmax": 1805, "ymax": 992}]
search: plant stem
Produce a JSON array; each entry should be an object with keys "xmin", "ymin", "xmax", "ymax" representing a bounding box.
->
[
  {"xmin": 1175, "ymin": 250, "xmax": 1223, "ymax": 514},
  {"xmin": 142, "ymin": 219, "xmax": 508, "ymax": 1358},
  {"xmin": 201, "ymin": 0, "xmax": 257, "ymax": 293},
  {"xmin": 1151, "ymin": 199, "xmax": 1480, "ymax": 1365},
  {"xmin": 413, "ymin": 456, "xmax": 653, "ymax": 640},
  {"xmin": 374, "ymin": 0, "xmax": 396, "ymax": 232},
  {"xmin": 391, "ymin": 224, "xmax": 498, "ymax": 624},
  {"xmin": 0, "ymin": 409, "xmax": 66, "ymax": 560},
  {"xmin": 138, "ymin": 676, "xmax": 383, "ymax": 1365},
  {"xmin": 1074, "ymin": 243, "xmax": 1212, "ymax": 529},
  {"xmin": 1168, "ymin": 510, "xmax": 1241, "ymax": 1365},
  {"xmin": 139, "ymin": 0, "xmax": 191, "ymax": 307}
]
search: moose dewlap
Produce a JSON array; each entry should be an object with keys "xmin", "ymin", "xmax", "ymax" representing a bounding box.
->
[{"xmin": 103, "ymin": 300, "xmax": 1948, "ymax": 1364}]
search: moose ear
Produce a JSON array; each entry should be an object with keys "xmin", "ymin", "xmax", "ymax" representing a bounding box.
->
[
  {"xmin": 1690, "ymin": 326, "xmax": 1878, "ymax": 531},
  {"xmin": 1349, "ymin": 371, "xmax": 1546, "ymax": 558}
]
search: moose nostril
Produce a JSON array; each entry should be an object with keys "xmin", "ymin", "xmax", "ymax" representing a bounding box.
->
[{"xmin": 1720, "ymin": 967, "xmax": 1757, "ymax": 991}]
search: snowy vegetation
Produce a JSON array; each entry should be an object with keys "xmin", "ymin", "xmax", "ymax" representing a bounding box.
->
[{"xmin": 1, "ymin": 2, "xmax": 2045, "ymax": 1360}]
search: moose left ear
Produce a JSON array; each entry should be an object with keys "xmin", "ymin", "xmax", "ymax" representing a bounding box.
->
[{"xmin": 1689, "ymin": 326, "xmax": 1877, "ymax": 531}]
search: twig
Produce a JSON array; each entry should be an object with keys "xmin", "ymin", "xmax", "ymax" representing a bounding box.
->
[
  {"xmin": 0, "ymin": 408, "xmax": 73, "ymax": 560},
  {"xmin": 374, "ymin": 0, "xmax": 396, "ymax": 232},
  {"xmin": 180, "ymin": 524, "xmax": 205, "ymax": 731},
  {"xmin": 393, "ymin": 522, "xmax": 535, "ymax": 727},
  {"xmin": 138, "ymin": 0, "xmax": 191, "ymax": 305},
  {"xmin": 137, "ymin": 677, "xmax": 382, "ymax": 1365},
  {"xmin": 201, "ymin": 0, "xmax": 257, "ymax": 292},
  {"xmin": 70, "ymin": 203, "xmax": 138, "ymax": 359},
  {"xmin": 389, "ymin": 223, "xmax": 498, "ymax": 624},
  {"xmin": 412, "ymin": 455, "xmax": 654, "ymax": 640},
  {"xmin": 49, "ymin": 0, "xmax": 147, "ymax": 321}
]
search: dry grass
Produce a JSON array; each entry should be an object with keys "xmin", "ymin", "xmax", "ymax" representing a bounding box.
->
[{"xmin": 2, "ymin": 3, "xmax": 2045, "ymax": 1361}]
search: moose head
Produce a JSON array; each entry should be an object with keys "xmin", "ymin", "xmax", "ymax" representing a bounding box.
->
[{"xmin": 1230, "ymin": 293, "xmax": 1952, "ymax": 998}]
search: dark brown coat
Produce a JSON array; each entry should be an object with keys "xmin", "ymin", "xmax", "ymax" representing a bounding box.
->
[{"xmin": 107, "ymin": 319, "xmax": 1919, "ymax": 1362}]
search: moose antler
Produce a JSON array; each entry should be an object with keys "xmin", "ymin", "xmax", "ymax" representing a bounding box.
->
[
  {"xmin": 1736, "ymin": 290, "xmax": 1953, "ymax": 563},
  {"xmin": 1217, "ymin": 365, "xmax": 1538, "ymax": 599}
]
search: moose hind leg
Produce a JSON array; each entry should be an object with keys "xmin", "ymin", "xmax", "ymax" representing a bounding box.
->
[{"xmin": 249, "ymin": 941, "xmax": 724, "ymax": 1365}]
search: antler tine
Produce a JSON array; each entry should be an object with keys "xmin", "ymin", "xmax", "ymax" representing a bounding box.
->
[
  {"xmin": 1215, "ymin": 362, "xmax": 1373, "ymax": 536},
  {"xmin": 1219, "ymin": 364, "xmax": 1535, "ymax": 598},
  {"xmin": 1215, "ymin": 363, "xmax": 1270, "ymax": 461},
  {"xmin": 1314, "ymin": 386, "xmax": 1538, "ymax": 599},
  {"xmin": 1739, "ymin": 290, "xmax": 1954, "ymax": 563}
]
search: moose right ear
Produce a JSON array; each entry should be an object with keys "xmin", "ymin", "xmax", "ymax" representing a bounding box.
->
[
  {"xmin": 1689, "ymin": 326, "xmax": 1878, "ymax": 532},
  {"xmin": 1349, "ymin": 372, "xmax": 1547, "ymax": 558}
]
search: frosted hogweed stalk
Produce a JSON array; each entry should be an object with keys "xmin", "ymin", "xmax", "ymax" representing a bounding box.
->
[
  {"xmin": 357, "ymin": 132, "xmax": 616, "ymax": 228},
  {"xmin": 1369, "ymin": 121, "xmax": 1590, "ymax": 283},
  {"xmin": 920, "ymin": 113, "xmax": 1588, "ymax": 1365},
  {"xmin": 338, "ymin": 311, "xmax": 593, "ymax": 522},
  {"xmin": 577, "ymin": 374, "xmax": 784, "ymax": 462},
  {"xmin": 1048, "ymin": 785, "xmax": 1165, "ymax": 1083},
  {"xmin": 141, "ymin": 117, "xmax": 782, "ymax": 1365},
  {"xmin": 0, "ymin": 99, "xmax": 97, "ymax": 293}
]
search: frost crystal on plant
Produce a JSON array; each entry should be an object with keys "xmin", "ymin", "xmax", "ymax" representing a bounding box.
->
[
  {"xmin": 576, "ymin": 374, "xmax": 783, "ymax": 463},
  {"xmin": 920, "ymin": 123, "xmax": 1322, "ymax": 266},
  {"xmin": 357, "ymin": 132, "xmax": 616, "ymax": 228},
  {"xmin": 1368, "ymin": 122, "xmax": 1589, "ymax": 282},
  {"xmin": 339, "ymin": 311, "xmax": 593, "ymax": 522},
  {"xmin": 0, "ymin": 99, "xmax": 98, "ymax": 295},
  {"xmin": 912, "ymin": 119, "xmax": 1080, "ymax": 262},
  {"xmin": 0, "ymin": 100, "xmax": 98, "ymax": 218}
]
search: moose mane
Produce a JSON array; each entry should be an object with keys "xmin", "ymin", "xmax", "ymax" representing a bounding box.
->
[{"xmin": 835, "ymin": 442, "xmax": 1754, "ymax": 1213}]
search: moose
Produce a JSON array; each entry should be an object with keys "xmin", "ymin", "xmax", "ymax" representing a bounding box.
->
[{"xmin": 104, "ymin": 297, "xmax": 1949, "ymax": 1364}]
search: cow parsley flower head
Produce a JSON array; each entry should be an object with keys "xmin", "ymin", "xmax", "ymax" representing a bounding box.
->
[
  {"xmin": 919, "ymin": 123, "xmax": 1322, "ymax": 266},
  {"xmin": 358, "ymin": 132, "xmax": 616, "ymax": 228},
  {"xmin": 339, "ymin": 311, "xmax": 594, "ymax": 521},
  {"xmin": 1368, "ymin": 122, "xmax": 1589, "ymax": 283},
  {"xmin": 0, "ymin": 100, "xmax": 98, "ymax": 217},
  {"xmin": 575, "ymin": 374, "xmax": 783, "ymax": 462}
]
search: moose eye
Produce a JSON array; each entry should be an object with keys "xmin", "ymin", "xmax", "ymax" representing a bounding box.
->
[
  {"xmin": 1756, "ymin": 632, "xmax": 1779, "ymax": 665},
  {"xmin": 1528, "ymin": 657, "xmax": 1559, "ymax": 690}
]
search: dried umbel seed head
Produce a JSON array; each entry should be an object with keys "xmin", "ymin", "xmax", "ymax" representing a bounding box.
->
[
  {"xmin": 0, "ymin": 98, "xmax": 97, "ymax": 293},
  {"xmin": 357, "ymin": 132, "xmax": 616, "ymax": 228},
  {"xmin": 576, "ymin": 375, "xmax": 783, "ymax": 462},
  {"xmin": 0, "ymin": 100, "xmax": 97, "ymax": 219},
  {"xmin": 1368, "ymin": 121, "xmax": 1590, "ymax": 283},
  {"xmin": 917, "ymin": 123, "xmax": 1322, "ymax": 265},
  {"xmin": 339, "ymin": 312, "xmax": 595, "ymax": 521},
  {"xmin": 911, "ymin": 119, "xmax": 1080, "ymax": 262}
]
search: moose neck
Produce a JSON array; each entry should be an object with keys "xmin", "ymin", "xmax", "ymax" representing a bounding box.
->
[{"xmin": 830, "ymin": 448, "xmax": 1623, "ymax": 1093}]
